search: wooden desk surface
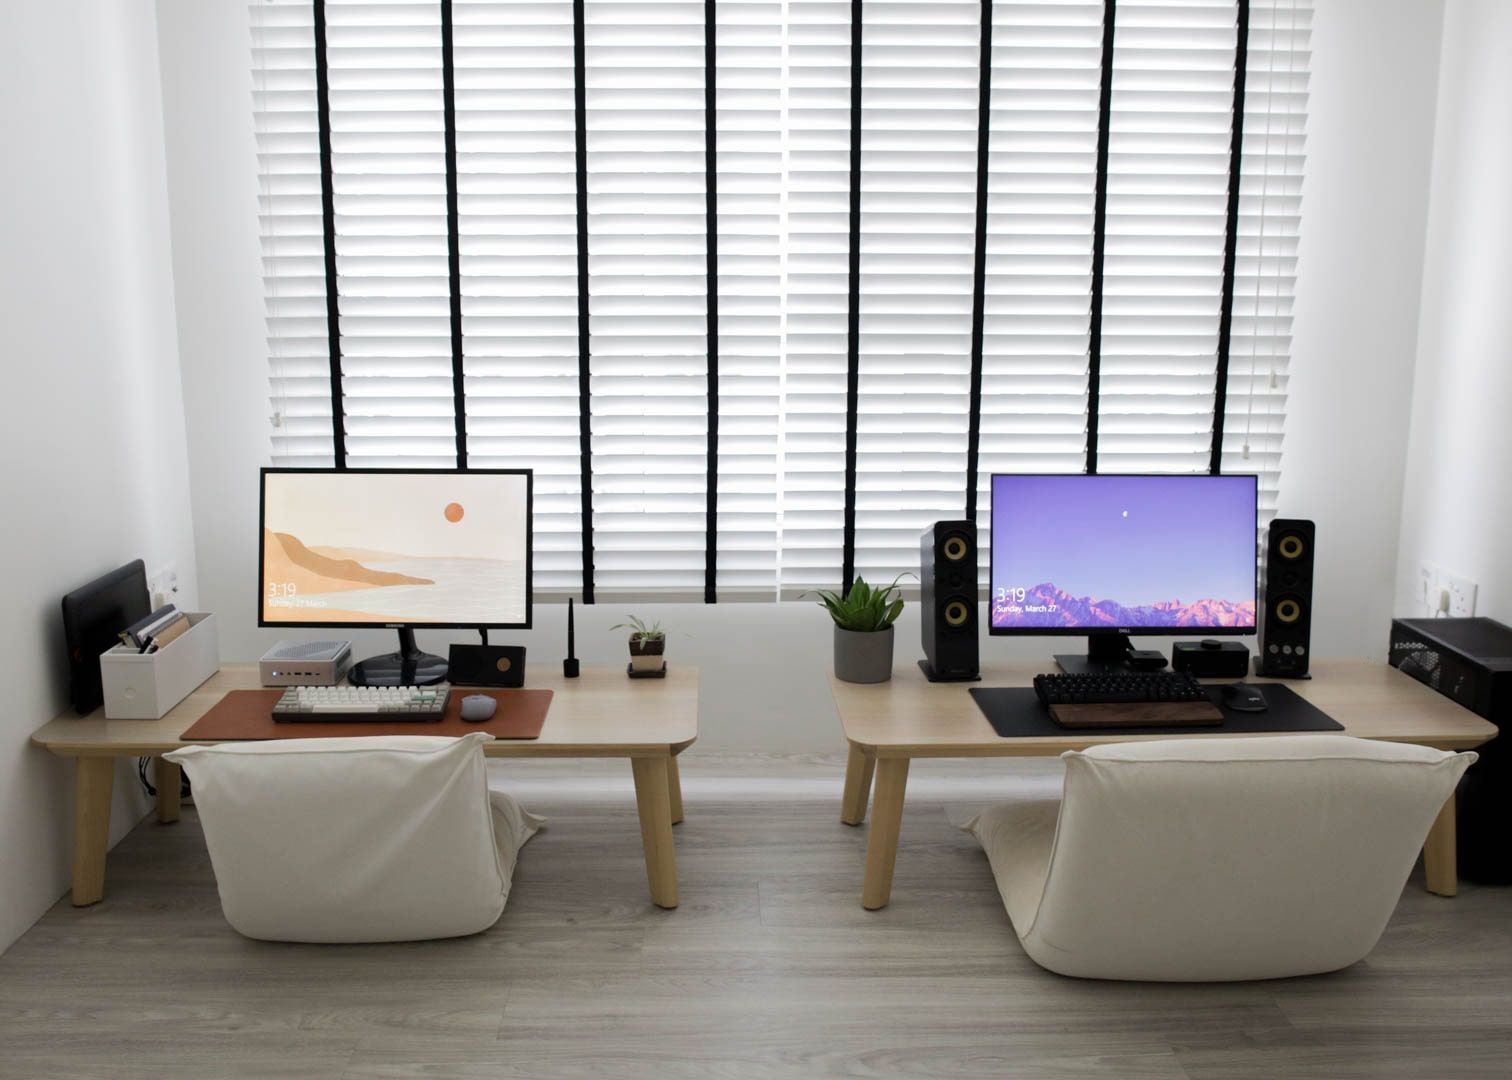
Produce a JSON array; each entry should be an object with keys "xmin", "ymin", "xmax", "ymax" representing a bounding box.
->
[
  {"xmin": 34, "ymin": 664, "xmax": 699, "ymax": 759},
  {"xmin": 832, "ymin": 659, "xmax": 1498, "ymax": 758}
]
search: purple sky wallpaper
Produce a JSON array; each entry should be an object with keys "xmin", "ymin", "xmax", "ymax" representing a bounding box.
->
[{"xmin": 990, "ymin": 474, "xmax": 1257, "ymax": 631}]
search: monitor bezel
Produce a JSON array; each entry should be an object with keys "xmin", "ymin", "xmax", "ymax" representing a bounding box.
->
[
  {"xmin": 986, "ymin": 472, "xmax": 1259, "ymax": 639},
  {"xmin": 258, "ymin": 466, "xmax": 534, "ymax": 632}
]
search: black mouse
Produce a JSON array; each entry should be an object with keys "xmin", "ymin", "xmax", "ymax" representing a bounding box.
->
[{"xmin": 1221, "ymin": 683, "xmax": 1269, "ymax": 713}]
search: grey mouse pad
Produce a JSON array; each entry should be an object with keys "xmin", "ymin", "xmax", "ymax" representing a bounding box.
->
[{"xmin": 970, "ymin": 683, "xmax": 1344, "ymax": 738}]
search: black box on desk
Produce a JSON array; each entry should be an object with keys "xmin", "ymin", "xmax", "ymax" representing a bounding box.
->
[
  {"xmin": 1171, "ymin": 639, "xmax": 1250, "ymax": 678},
  {"xmin": 1390, "ymin": 617, "xmax": 1512, "ymax": 884}
]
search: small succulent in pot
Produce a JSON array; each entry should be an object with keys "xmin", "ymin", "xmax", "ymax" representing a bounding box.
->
[
  {"xmin": 611, "ymin": 615, "xmax": 667, "ymax": 673},
  {"xmin": 807, "ymin": 574, "xmax": 912, "ymax": 683}
]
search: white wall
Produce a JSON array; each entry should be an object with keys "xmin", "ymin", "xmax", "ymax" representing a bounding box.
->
[
  {"xmin": 1395, "ymin": 0, "xmax": 1512, "ymax": 626},
  {"xmin": 1283, "ymin": 0, "xmax": 1445, "ymax": 659},
  {"xmin": 0, "ymin": 1, "xmax": 198, "ymax": 952},
  {"xmin": 153, "ymin": 0, "xmax": 1449, "ymax": 760}
]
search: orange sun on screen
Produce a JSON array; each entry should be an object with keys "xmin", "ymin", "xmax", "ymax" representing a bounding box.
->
[{"xmin": 444, "ymin": 502, "xmax": 465, "ymax": 523}]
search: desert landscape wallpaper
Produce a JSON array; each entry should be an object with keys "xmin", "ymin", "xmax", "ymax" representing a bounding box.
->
[{"xmin": 261, "ymin": 472, "xmax": 529, "ymax": 625}]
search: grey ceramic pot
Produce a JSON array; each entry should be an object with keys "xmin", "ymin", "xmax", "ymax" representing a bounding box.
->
[{"xmin": 833, "ymin": 625, "xmax": 895, "ymax": 684}]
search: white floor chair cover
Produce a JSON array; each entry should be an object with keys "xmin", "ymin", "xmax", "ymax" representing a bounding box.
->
[
  {"xmin": 165, "ymin": 732, "xmax": 541, "ymax": 943},
  {"xmin": 964, "ymin": 735, "xmax": 1474, "ymax": 982}
]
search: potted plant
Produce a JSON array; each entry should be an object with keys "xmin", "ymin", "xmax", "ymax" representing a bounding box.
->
[
  {"xmin": 809, "ymin": 574, "xmax": 911, "ymax": 684},
  {"xmin": 611, "ymin": 615, "xmax": 667, "ymax": 677}
]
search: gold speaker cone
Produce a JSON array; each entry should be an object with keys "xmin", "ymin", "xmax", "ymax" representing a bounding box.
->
[
  {"xmin": 944, "ymin": 600, "xmax": 970, "ymax": 627},
  {"xmin": 496, "ymin": 657, "xmax": 512, "ymax": 673},
  {"xmin": 943, "ymin": 536, "xmax": 969, "ymax": 562},
  {"xmin": 1278, "ymin": 535, "xmax": 1305, "ymax": 560},
  {"xmin": 1275, "ymin": 599, "xmax": 1302, "ymax": 624}
]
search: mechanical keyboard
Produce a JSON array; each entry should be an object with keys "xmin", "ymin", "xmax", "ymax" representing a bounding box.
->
[
  {"xmin": 1033, "ymin": 671, "xmax": 1210, "ymax": 708},
  {"xmin": 271, "ymin": 684, "xmax": 451, "ymax": 722}
]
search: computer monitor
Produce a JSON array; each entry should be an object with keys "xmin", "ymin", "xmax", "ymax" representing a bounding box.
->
[
  {"xmin": 259, "ymin": 468, "xmax": 532, "ymax": 685},
  {"xmin": 989, "ymin": 473, "xmax": 1257, "ymax": 674}
]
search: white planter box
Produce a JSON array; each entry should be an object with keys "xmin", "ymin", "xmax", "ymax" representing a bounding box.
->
[{"xmin": 100, "ymin": 613, "xmax": 220, "ymax": 720}]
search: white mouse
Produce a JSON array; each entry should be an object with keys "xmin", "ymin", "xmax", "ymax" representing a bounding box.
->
[{"xmin": 459, "ymin": 694, "xmax": 498, "ymax": 722}]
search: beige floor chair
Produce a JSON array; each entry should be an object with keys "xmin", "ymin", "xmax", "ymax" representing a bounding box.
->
[
  {"xmin": 964, "ymin": 735, "xmax": 1474, "ymax": 981},
  {"xmin": 166, "ymin": 732, "xmax": 541, "ymax": 943}
]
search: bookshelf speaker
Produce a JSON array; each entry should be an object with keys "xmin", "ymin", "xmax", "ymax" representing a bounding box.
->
[
  {"xmin": 1256, "ymin": 518, "xmax": 1315, "ymax": 678},
  {"xmin": 920, "ymin": 520, "xmax": 980, "ymax": 682}
]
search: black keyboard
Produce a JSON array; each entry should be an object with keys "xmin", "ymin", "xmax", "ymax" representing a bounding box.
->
[{"xmin": 1033, "ymin": 671, "xmax": 1210, "ymax": 707}]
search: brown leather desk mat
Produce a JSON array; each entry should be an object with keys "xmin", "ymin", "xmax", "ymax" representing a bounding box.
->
[{"xmin": 181, "ymin": 688, "xmax": 552, "ymax": 742}]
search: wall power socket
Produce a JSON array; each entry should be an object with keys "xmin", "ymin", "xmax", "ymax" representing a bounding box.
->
[
  {"xmin": 1444, "ymin": 572, "xmax": 1477, "ymax": 618},
  {"xmin": 1418, "ymin": 563, "xmax": 1477, "ymax": 619},
  {"xmin": 147, "ymin": 563, "xmax": 181, "ymax": 610}
]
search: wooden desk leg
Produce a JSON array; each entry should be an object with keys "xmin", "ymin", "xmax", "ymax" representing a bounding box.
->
[
  {"xmin": 631, "ymin": 757, "xmax": 679, "ymax": 909},
  {"xmin": 154, "ymin": 758, "xmax": 181, "ymax": 824},
  {"xmin": 72, "ymin": 757, "xmax": 116, "ymax": 907},
  {"xmin": 1423, "ymin": 795, "xmax": 1458, "ymax": 898},
  {"xmin": 861, "ymin": 757, "xmax": 910, "ymax": 911},
  {"xmin": 667, "ymin": 757, "xmax": 684, "ymax": 826},
  {"xmin": 840, "ymin": 744, "xmax": 875, "ymax": 826}
]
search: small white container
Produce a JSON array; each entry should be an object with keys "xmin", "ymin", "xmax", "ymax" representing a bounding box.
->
[{"xmin": 100, "ymin": 613, "xmax": 220, "ymax": 720}]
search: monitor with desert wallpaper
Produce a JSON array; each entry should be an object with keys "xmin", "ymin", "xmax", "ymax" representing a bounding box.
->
[{"xmin": 260, "ymin": 470, "xmax": 531, "ymax": 627}]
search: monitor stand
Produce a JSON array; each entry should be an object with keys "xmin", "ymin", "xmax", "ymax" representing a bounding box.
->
[
  {"xmin": 349, "ymin": 628, "xmax": 448, "ymax": 687},
  {"xmin": 1054, "ymin": 634, "xmax": 1134, "ymax": 676}
]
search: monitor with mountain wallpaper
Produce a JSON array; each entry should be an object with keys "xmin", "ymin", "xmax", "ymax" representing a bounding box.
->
[{"xmin": 990, "ymin": 473, "xmax": 1258, "ymax": 674}]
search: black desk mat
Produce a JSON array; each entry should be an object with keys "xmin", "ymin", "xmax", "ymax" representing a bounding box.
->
[{"xmin": 969, "ymin": 683, "xmax": 1343, "ymax": 738}]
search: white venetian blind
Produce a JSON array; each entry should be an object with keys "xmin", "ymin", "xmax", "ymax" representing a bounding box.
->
[
  {"xmin": 583, "ymin": 0, "xmax": 708, "ymax": 597},
  {"xmin": 851, "ymin": 0, "xmax": 977, "ymax": 580},
  {"xmin": 254, "ymin": 0, "xmax": 337, "ymax": 465},
  {"xmin": 712, "ymin": 0, "xmax": 785, "ymax": 595},
  {"xmin": 253, "ymin": 0, "xmax": 1309, "ymax": 600},
  {"xmin": 1095, "ymin": 0, "xmax": 1235, "ymax": 474},
  {"xmin": 780, "ymin": 0, "xmax": 853, "ymax": 596},
  {"xmin": 326, "ymin": 0, "xmax": 455, "ymax": 466},
  {"xmin": 1221, "ymin": 0, "xmax": 1307, "ymax": 518},
  {"xmin": 452, "ymin": 0, "xmax": 583, "ymax": 590},
  {"xmin": 972, "ymin": 0, "xmax": 1102, "ymax": 515}
]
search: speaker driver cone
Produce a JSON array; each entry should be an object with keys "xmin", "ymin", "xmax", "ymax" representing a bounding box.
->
[
  {"xmin": 943, "ymin": 599, "xmax": 970, "ymax": 628},
  {"xmin": 1275, "ymin": 597, "xmax": 1302, "ymax": 624},
  {"xmin": 1278, "ymin": 534, "xmax": 1305, "ymax": 560},
  {"xmin": 943, "ymin": 535, "xmax": 969, "ymax": 562}
]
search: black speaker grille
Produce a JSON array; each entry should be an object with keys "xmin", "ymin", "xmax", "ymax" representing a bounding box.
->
[
  {"xmin": 921, "ymin": 520, "xmax": 980, "ymax": 679},
  {"xmin": 1258, "ymin": 518, "xmax": 1314, "ymax": 677}
]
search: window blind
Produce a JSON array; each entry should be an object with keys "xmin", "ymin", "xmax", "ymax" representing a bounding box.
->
[
  {"xmin": 253, "ymin": 0, "xmax": 1309, "ymax": 600},
  {"xmin": 328, "ymin": 1, "xmax": 455, "ymax": 466},
  {"xmin": 780, "ymin": 0, "xmax": 855, "ymax": 597},
  {"xmin": 1096, "ymin": 0, "xmax": 1242, "ymax": 475},
  {"xmin": 255, "ymin": 0, "xmax": 337, "ymax": 465},
  {"xmin": 451, "ymin": 0, "xmax": 584, "ymax": 591},
  {"xmin": 971, "ymin": 0, "xmax": 1103, "ymax": 505},
  {"xmin": 1221, "ymin": 0, "xmax": 1306, "ymax": 517},
  {"xmin": 851, "ymin": 0, "xmax": 978, "ymax": 582}
]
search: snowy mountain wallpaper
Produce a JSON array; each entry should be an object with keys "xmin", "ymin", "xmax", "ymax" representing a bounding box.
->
[{"xmin": 989, "ymin": 474, "xmax": 1257, "ymax": 632}]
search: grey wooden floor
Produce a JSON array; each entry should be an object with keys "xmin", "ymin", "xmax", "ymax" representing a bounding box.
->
[{"xmin": 2, "ymin": 754, "xmax": 1510, "ymax": 1079}]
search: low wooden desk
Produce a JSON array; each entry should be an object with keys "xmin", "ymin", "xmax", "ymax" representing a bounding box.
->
[
  {"xmin": 33, "ymin": 664, "xmax": 698, "ymax": 910},
  {"xmin": 832, "ymin": 659, "xmax": 1498, "ymax": 910}
]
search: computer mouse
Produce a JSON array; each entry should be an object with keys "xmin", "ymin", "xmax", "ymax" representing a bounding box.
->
[
  {"xmin": 459, "ymin": 694, "xmax": 498, "ymax": 722},
  {"xmin": 1221, "ymin": 683, "xmax": 1269, "ymax": 713}
]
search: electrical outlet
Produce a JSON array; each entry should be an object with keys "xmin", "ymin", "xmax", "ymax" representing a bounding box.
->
[
  {"xmin": 1443, "ymin": 572, "xmax": 1477, "ymax": 618},
  {"xmin": 147, "ymin": 563, "xmax": 181, "ymax": 610},
  {"xmin": 1417, "ymin": 564, "xmax": 1439, "ymax": 618}
]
